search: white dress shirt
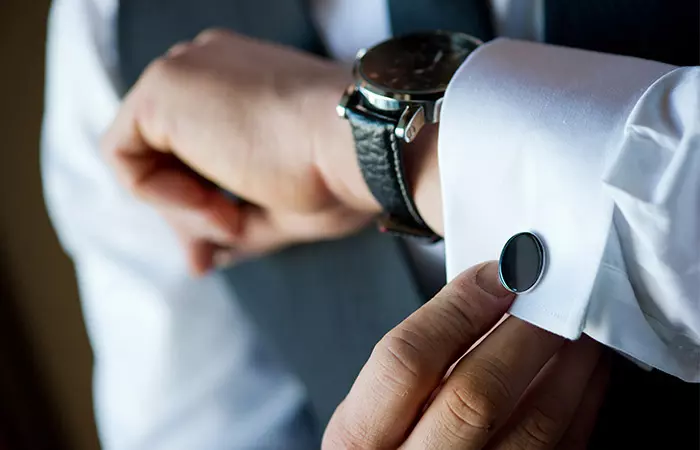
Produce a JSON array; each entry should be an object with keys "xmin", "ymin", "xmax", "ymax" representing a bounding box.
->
[
  {"xmin": 441, "ymin": 42, "xmax": 699, "ymax": 382},
  {"xmin": 42, "ymin": 0, "xmax": 699, "ymax": 448}
]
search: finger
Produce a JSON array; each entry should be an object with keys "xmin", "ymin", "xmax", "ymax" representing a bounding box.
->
[
  {"xmin": 555, "ymin": 352, "xmax": 611, "ymax": 450},
  {"xmin": 188, "ymin": 240, "xmax": 218, "ymax": 276},
  {"xmin": 183, "ymin": 205, "xmax": 339, "ymax": 275},
  {"xmin": 101, "ymin": 82, "xmax": 167, "ymax": 179},
  {"xmin": 323, "ymin": 262, "xmax": 515, "ymax": 450},
  {"xmin": 123, "ymin": 152, "xmax": 225, "ymax": 208},
  {"xmin": 141, "ymin": 158, "xmax": 242, "ymax": 240},
  {"xmin": 224, "ymin": 206, "xmax": 294, "ymax": 257},
  {"xmin": 188, "ymin": 241, "xmax": 242, "ymax": 276},
  {"xmin": 161, "ymin": 197, "xmax": 241, "ymax": 244},
  {"xmin": 487, "ymin": 335, "xmax": 602, "ymax": 450},
  {"xmin": 468, "ymin": 313, "xmax": 510, "ymax": 354},
  {"xmin": 425, "ymin": 310, "xmax": 508, "ymax": 417},
  {"xmin": 102, "ymin": 77, "xmax": 230, "ymax": 212},
  {"xmin": 102, "ymin": 54, "xmax": 217, "ymax": 203},
  {"xmin": 170, "ymin": 215, "xmax": 239, "ymax": 276},
  {"xmin": 229, "ymin": 205, "xmax": 370, "ymax": 259},
  {"xmin": 166, "ymin": 41, "xmax": 193, "ymax": 58},
  {"xmin": 404, "ymin": 317, "xmax": 564, "ymax": 449},
  {"xmin": 105, "ymin": 112, "xmax": 230, "ymax": 214},
  {"xmin": 193, "ymin": 28, "xmax": 233, "ymax": 46},
  {"xmin": 212, "ymin": 247, "xmax": 239, "ymax": 270}
]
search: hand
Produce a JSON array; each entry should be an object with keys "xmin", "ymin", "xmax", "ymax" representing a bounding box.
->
[
  {"xmin": 324, "ymin": 262, "xmax": 609, "ymax": 450},
  {"xmin": 102, "ymin": 29, "xmax": 382, "ymax": 275}
]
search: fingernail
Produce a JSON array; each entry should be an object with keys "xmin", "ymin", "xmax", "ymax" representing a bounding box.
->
[{"xmin": 475, "ymin": 261, "xmax": 511, "ymax": 298}]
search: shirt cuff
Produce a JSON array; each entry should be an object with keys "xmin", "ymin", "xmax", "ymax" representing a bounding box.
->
[{"xmin": 439, "ymin": 39, "xmax": 674, "ymax": 347}]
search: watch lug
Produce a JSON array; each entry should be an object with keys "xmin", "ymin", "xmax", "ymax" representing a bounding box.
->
[
  {"xmin": 352, "ymin": 48, "xmax": 366, "ymax": 78},
  {"xmin": 337, "ymin": 84, "xmax": 358, "ymax": 119},
  {"xmin": 433, "ymin": 97, "xmax": 444, "ymax": 123},
  {"xmin": 395, "ymin": 105, "xmax": 426, "ymax": 143}
]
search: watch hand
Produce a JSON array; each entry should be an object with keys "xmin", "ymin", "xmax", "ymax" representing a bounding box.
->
[{"xmin": 415, "ymin": 50, "xmax": 443, "ymax": 74}]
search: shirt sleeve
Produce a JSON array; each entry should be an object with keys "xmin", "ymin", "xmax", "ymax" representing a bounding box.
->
[
  {"xmin": 439, "ymin": 38, "xmax": 699, "ymax": 381},
  {"xmin": 41, "ymin": 0, "xmax": 316, "ymax": 448}
]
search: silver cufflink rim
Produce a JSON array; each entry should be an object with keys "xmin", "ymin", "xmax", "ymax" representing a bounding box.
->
[{"xmin": 498, "ymin": 231, "xmax": 546, "ymax": 294}]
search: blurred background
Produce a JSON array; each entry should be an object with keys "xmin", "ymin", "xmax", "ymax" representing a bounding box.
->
[{"xmin": 0, "ymin": 1, "xmax": 99, "ymax": 449}]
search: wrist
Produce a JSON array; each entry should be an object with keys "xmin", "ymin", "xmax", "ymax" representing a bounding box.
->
[
  {"xmin": 404, "ymin": 125, "xmax": 443, "ymax": 236},
  {"xmin": 313, "ymin": 73, "xmax": 443, "ymax": 236},
  {"xmin": 312, "ymin": 73, "xmax": 382, "ymax": 215}
]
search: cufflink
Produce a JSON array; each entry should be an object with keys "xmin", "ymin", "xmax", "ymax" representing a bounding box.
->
[{"xmin": 498, "ymin": 232, "xmax": 546, "ymax": 294}]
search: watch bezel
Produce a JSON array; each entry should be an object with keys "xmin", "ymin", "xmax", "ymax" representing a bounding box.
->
[{"xmin": 353, "ymin": 31, "xmax": 482, "ymax": 122}]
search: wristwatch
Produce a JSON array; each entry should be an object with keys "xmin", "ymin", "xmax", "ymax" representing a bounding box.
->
[{"xmin": 337, "ymin": 31, "xmax": 481, "ymax": 240}]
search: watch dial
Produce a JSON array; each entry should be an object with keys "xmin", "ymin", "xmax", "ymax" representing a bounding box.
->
[{"xmin": 359, "ymin": 32, "xmax": 479, "ymax": 94}]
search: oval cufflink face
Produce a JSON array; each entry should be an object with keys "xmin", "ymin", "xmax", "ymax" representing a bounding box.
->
[{"xmin": 499, "ymin": 232, "xmax": 546, "ymax": 294}]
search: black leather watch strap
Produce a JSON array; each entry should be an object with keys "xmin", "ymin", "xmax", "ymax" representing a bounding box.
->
[{"xmin": 345, "ymin": 107, "xmax": 438, "ymax": 240}]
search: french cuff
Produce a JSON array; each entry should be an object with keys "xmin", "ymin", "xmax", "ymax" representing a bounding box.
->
[
  {"xmin": 588, "ymin": 67, "xmax": 700, "ymax": 382},
  {"xmin": 439, "ymin": 39, "xmax": 673, "ymax": 338}
]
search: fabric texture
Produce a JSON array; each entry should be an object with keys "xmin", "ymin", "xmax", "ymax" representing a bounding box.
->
[{"xmin": 440, "ymin": 39, "xmax": 700, "ymax": 381}]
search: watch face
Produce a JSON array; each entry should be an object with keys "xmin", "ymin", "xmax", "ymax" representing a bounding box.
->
[{"xmin": 359, "ymin": 32, "xmax": 480, "ymax": 95}]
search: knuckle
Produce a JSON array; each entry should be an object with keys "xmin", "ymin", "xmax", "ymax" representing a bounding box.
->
[
  {"xmin": 435, "ymin": 289, "xmax": 482, "ymax": 342},
  {"xmin": 98, "ymin": 134, "xmax": 140, "ymax": 195},
  {"xmin": 142, "ymin": 56, "xmax": 178, "ymax": 86},
  {"xmin": 323, "ymin": 423, "xmax": 372, "ymax": 450},
  {"xmin": 165, "ymin": 41, "xmax": 193, "ymax": 59},
  {"xmin": 194, "ymin": 28, "xmax": 232, "ymax": 44},
  {"xmin": 512, "ymin": 405, "xmax": 564, "ymax": 448},
  {"xmin": 323, "ymin": 405, "xmax": 378, "ymax": 450},
  {"xmin": 435, "ymin": 267, "xmax": 500, "ymax": 342},
  {"xmin": 372, "ymin": 330, "xmax": 429, "ymax": 392},
  {"xmin": 465, "ymin": 355, "xmax": 515, "ymax": 406},
  {"xmin": 439, "ymin": 385, "xmax": 498, "ymax": 439}
]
